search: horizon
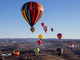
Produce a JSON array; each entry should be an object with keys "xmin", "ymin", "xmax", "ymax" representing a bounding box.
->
[{"xmin": 0, "ymin": 38, "xmax": 80, "ymax": 40}]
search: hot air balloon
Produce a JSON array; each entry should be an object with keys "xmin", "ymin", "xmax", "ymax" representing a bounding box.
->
[
  {"xmin": 51, "ymin": 28, "xmax": 53, "ymax": 32},
  {"xmin": 13, "ymin": 51, "xmax": 20, "ymax": 57},
  {"xmin": 37, "ymin": 40, "xmax": 42, "ymax": 45},
  {"xmin": 21, "ymin": 2, "xmax": 43, "ymax": 32},
  {"xmin": 34, "ymin": 48, "xmax": 40, "ymax": 54},
  {"xmin": 30, "ymin": 27, "xmax": 35, "ymax": 33},
  {"xmin": 69, "ymin": 44, "xmax": 74, "ymax": 49},
  {"xmin": 56, "ymin": 48, "xmax": 63, "ymax": 56},
  {"xmin": 41, "ymin": 23, "xmax": 45, "ymax": 27},
  {"xmin": 39, "ymin": 34, "xmax": 43, "ymax": 40},
  {"xmin": 57, "ymin": 33, "xmax": 62, "ymax": 40},
  {"xmin": 43, "ymin": 26, "xmax": 48, "ymax": 33}
]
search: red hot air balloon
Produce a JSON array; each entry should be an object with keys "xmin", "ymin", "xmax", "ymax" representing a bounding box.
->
[
  {"xmin": 37, "ymin": 40, "xmax": 42, "ymax": 45},
  {"xmin": 57, "ymin": 33, "xmax": 62, "ymax": 40},
  {"xmin": 41, "ymin": 23, "xmax": 45, "ymax": 27},
  {"xmin": 13, "ymin": 51, "xmax": 20, "ymax": 57},
  {"xmin": 51, "ymin": 28, "xmax": 53, "ymax": 32}
]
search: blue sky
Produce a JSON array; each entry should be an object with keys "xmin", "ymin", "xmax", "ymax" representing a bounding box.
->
[{"xmin": 0, "ymin": 0, "xmax": 80, "ymax": 39}]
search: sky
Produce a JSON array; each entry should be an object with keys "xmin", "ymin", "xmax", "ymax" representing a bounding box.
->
[{"xmin": 0, "ymin": 0, "xmax": 80, "ymax": 39}]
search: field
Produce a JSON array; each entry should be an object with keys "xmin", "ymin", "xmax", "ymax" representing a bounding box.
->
[{"xmin": 0, "ymin": 38, "xmax": 80, "ymax": 60}]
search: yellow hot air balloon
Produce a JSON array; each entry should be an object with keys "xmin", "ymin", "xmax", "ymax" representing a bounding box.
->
[
  {"xmin": 34, "ymin": 48, "xmax": 40, "ymax": 54},
  {"xmin": 39, "ymin": 34, "xmax": 43, "ymax": 39}
]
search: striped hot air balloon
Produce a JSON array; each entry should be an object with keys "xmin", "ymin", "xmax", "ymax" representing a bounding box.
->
[
  {"xmin": 69, "ymin": 44, "xmax": 74, "ymax": 49},
  {"xmin": 43, "ymin": 26, "xmax": 48, "ymax": 33},
  {"xmin": 21, "ymin": 2, "xmax": 43, "ymax": 32},
  {"xmin": 21, "ymin": 2, "xmax": 43, "ymax": 27}
]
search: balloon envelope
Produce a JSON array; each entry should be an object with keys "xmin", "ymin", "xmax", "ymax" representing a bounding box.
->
[
  {"xmin": 21, "ymin": 2, "xmax": 43, "ymax": 27},
  {"xmin": 13, "ymin": 51, "xmax": 20, "ymax": 57},
  {"xmin": 43, "ymin": 26, "xmax": 48, "ymax": 33},
  {"xmin": 69, "ymin": 44, "xmax": 74, "ymax": 49},
  {"xmin": 51, "ymin": 28, "xmax": 53, "ymax": 32},
  {"xmin": 57, "ymin": 33, "xmax": 62, "ymax": 40},
  {"xmin": 41, "ymin": 23, "xmax": 45, "ymax": 27},
  {"xmin": 56, "ymin": 48, "xmax": 63, "ymax": 56},
  {"xmin": 37, "ymin": 40, "xmax": 42, "ymax": 45},
  {"xmin": 39, "ymin": 34, "xmax": 43, "ymax": 39},
  {"xmin": 34, "ymin": 48, "xmax": 40, "ymax": 54}
]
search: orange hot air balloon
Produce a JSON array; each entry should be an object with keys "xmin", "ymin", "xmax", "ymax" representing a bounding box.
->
[
  {"xmin": 13, "ymin": 51, "xmax": 20, "ymax": 57},
  {"xmin": 41, "ymin": 23, "xmax": 45, "ymax": 27},
  {"xmin": 57, "ymin": 33, "xmax": 62, "ymax": 40},
  {"xmin": 37, "ymin": 40, "xmax": 42, "ymax": 45}
]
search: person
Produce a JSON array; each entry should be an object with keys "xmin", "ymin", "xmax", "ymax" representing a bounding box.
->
[
  {"xmin": 26, "ymin": 57, "xmax": 33, "ymax": 60},
  {"xmin": 56, "ymin": 48, "xmax": 63, "ymax": 56},
  {"xmin": 0, "ymin": 57, "xmax": 2, "ymax": 60}
]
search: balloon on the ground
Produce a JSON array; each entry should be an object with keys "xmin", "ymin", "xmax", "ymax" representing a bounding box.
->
[
  {"xmin": 43, "ymin": 26, "xmax": 48, "ymax": 33},
  {"xmin": 21, "ymin": 2, "xmax": 43, "ymax": 27},
  {"xmin": 39, "ymin": 34, "xmax": 43, "ymax": 39},
  {"xmin": 13, "ymin": 51, "xmax": 20, "ymax": 57},
  {"xmin": 34, "ymin": 48, "xmax": 40, "ymax": 54},
  {"xmin": 51, "ymin": 28, "xmax": 53, "ymax": 32},
  {"xmin": 57, "ymin": 33, "xmax": 62, "ymax": 40},
  {"xmin": 41, "ymin": 23, "xmax": 45, "ymax": 27},
  {"xmin": 37, "ymin": 40, "xmax": 42, "ymax": 45},
  {"xmin": 69, "ymin": 44, "xmax": 74, "ymax": 49},
  {"xmin": 56, "ymin": 48, "xmax": 63, "ymax": 56},
  {"xmin": 30, "ymin": 27, "xmax": 35, "ymax": 33}
]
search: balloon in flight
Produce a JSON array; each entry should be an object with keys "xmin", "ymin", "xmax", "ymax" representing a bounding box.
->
[
  {"xmin": 39, "ymin": 34, "xmax": 43, "ymax": 39},
  {"xmin": 57, "ymin": 33, "xmax": 62, "ymax": 40},
  {"xmin": 43, "ymin": 26, "xmax": 48, "ymax": 33},
  {"xmin": 41, "ymin": 23, "xmax": 45, "ymax": 27},
  {"xmin": 30, "ymin": 27, "xmax": 35, "ymax": 33},
  {"xmin": 21, "ymin": 2, "xmax": 43, "ymax": 32},
  {"xmin": 37, "ymin": 40, "xmax": 42, "ymax": 45},
  {"xmin": 51, "ymin": 28, "xmax": 53, "ymax": 32}
]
